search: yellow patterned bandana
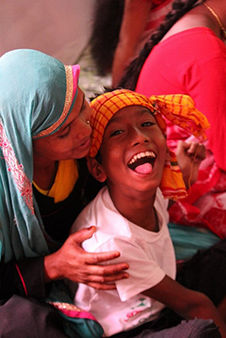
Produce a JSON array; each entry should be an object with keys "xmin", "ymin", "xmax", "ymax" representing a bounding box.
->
[{"xmin": 89, "ymin": 89, "xmax": 209, "ymax": 200}]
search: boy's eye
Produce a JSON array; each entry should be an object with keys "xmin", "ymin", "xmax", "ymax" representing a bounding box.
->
[
  {"xmin": 141, "ymin": 121, "xmax": 155, "ymax": 127},
  {"xmin": 110, "ymin": 129, "xmax": 123, "ymax": 137}
]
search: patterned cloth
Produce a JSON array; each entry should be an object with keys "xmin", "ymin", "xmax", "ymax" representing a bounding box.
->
[
  {"xmin": 33, "ymin": 159, "xmax": 79, "ymax": 203},
  {"xmin": 0, "ymin": 49, "xmax": 79, "ymax": 262},
  {"xmin": 89, "ymin": 89, "xmax": 209, "ymax": 200}
]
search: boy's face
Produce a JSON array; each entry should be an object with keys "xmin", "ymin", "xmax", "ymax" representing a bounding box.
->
[{"xmin": 98, "ymin": 105, "xmax": 167, "ymax": 195}]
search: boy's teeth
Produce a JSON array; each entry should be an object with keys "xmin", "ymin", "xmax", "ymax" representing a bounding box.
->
[{"xmin": 129, "ymin": 151, "xmax": 156, "ymax": 165}]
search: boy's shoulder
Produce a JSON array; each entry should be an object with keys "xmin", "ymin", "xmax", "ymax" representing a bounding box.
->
[
  {"xmin": 72, "ymin": 186, "xmax": 130, "ymax": 235},
  {"xmin": 73, "ymin": 187, "xmax": 169, "ymax": 234},
  {"xmin": 71, "ymin": 186, "xmax": 107, "ymax": 231}
]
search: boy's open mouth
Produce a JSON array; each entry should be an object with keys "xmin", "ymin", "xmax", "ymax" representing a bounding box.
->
[{"xmin": 128, "ymin": 151, "xmax": 156, "ymax": 174}]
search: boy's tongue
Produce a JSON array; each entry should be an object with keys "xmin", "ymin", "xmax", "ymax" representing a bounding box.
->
[{"xmin": 135, "ymin": 163, "xmax": 153, "ymax": 174}]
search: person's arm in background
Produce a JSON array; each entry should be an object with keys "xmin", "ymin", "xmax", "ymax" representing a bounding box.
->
[
  {"xmin": 176, "ymin": 141, "xmax": 206, "ymax": 188},
  {"xmin": 143, "ymin": 275, "xmax": 226, "ymax": 338},
  {"xmin": 112, "ymin": 0, "xmax": 152, "ymax": 87}
]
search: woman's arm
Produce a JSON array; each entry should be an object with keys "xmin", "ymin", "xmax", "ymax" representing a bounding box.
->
[
  {"xmin": 0, "ymin": 227, "xmax": 129, "ymax": 300},
  {"xmin": 112, "ymin": 0, "xmax": 152, "ymax": 87},
  {"xmin": 44, "ymin": 226, "xmax": 129, "ymax": 290},
  {"xmin": 0, "ymin": 257, "xmax": 46, "ymax": 299},
  {"xmin": 143, "ymin": 275, "xmax": 226, "ymax": 337}
]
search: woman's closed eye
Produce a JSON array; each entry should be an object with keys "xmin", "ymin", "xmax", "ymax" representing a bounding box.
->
[
  {"xmin": 110, "ymin": 129, "xmax": 124, "ymax": 137},
  {"xmin": 58, "ymin": 124, "xmax": 71, "ymax": 138}
]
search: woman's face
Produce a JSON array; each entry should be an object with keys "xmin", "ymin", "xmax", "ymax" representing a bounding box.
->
[{"xmin": 33, "ymin": 88, "xmax": 92, "ymax": 161}]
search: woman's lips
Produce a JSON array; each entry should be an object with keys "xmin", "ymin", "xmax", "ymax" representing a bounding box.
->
[{"xmin": 78, "ymin": 137, "xmax": 91, "ymax": 151}]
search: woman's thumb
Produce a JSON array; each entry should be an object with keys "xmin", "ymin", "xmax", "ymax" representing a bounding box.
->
[{"xmin": 71, "ymin": 226, "xmax": 96, "ymax": 244}]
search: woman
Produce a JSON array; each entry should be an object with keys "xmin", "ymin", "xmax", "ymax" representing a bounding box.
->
[
  {"xmin": 112, "ymin": 0, "xmax": 174, "ymax": 86},
  {"xmin": 90, "ymin": 0, "xmax": 174, "ymax": 83},
  {"xmin": 0, "ymin": 49, "xmax": 128, "ymax": 337},
  {"xmin": 119, "ymin": 0, "xmax": 226, "ymax": 259}
]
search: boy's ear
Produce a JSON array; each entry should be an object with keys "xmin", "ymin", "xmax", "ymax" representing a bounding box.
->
[{"xmin": 87, "ymin": 157, "xmax": 107, "ymax": 183}]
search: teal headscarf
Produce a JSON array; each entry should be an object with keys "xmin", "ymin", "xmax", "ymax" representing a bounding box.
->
[{"xmin": 0, "ymin": 49, "xmax": 80, "ymax": 262}]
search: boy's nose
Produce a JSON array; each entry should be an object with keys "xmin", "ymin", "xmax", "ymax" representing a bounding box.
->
[{"xmin": 131, "ymin": 127, "xmax": 149, "ymax": 146}]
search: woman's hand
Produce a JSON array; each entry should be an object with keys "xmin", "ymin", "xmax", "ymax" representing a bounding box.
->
[
  {"xmin": 44, "ymin": 226, "xmax": 129, "ymax": 290},
  {"xmin": 176, "ymin": 141, "xmax": 206, "ymax": 187}
]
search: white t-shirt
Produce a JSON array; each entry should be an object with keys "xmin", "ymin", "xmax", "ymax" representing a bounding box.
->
[{"xmin": 72, "ymin": 187, "xmax": 176, "ymax": 337}]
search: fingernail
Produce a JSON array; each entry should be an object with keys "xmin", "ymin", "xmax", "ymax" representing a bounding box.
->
[{"xmin": 87, "ymin": 225, "xmax": 95, "ymax": 230}]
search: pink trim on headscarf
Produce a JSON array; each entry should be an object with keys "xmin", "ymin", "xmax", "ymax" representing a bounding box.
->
[
  {"xmin": 72, "ymin": 64, "xmax": 80, "ymax": 98},
  {"xmin": 0, "ymin": 119, "xmax": 34, "ymax": 214}
]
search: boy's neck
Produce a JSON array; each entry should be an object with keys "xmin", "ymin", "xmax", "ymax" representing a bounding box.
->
[{"xmin": 109, "ymin": 187, "xmax": 159, "ymax": 232}]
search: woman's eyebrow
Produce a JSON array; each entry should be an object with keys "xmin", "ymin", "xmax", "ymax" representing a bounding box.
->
[{"xmin": 57, "ymin": 121, "xmax": 71, "ymax": 134}]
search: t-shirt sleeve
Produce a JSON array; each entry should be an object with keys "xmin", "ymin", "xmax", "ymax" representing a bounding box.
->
[{"xmin": 84, "ymin": 236, "xmax": 166, "ymax": 302}]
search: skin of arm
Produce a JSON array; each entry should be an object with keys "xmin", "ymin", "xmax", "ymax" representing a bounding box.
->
[
  {"xmin": 112, "ymin": 0, "xmax": 152, "ymax": 87},
  {"xmin": 44, "ymin": 226, "xmax": 129, "ymax": 290},
  {"xmin": 143, "ymin": 275, "xmax": 226, "ymax": 337},
  {"xmin": 176, "ymin": 141, "xmax": 206, "ymax": 188}
]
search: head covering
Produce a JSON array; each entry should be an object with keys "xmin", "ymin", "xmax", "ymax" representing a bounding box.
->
[
  {"xmin": 0, "ymin": 49, "xmax": 80, "ymax": 261},
  {"xmin": 89, "ymin": 89, "xmax": 209, "ymax": 200}
]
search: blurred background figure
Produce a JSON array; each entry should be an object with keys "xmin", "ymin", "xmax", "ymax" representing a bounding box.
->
[
  {"xmin": 119, "ymin": 0, "xmax": 226, "ymax": 259},
  {"xmin": 90, "ymin": 0, "xmax": 174, "ymax": 86}
]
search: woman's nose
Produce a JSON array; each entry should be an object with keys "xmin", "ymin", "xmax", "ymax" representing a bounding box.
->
[{"xmin": 76, "ymin": 118, "xmax": 92, "ymax": 141}]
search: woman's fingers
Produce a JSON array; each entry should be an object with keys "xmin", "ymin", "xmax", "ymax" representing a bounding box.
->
[
  {"xmin": 67, "ymin": 264, "xmax": 129, "ymax": 287},
  {"xmin": 84, "ymin": 271, "xmax": 129, "ymax": 290},
  {"xmin": 70, "ymin": 227, "xmax": 129, "ymax": 266},
  {"xmin": 83, "ymin": 250, "xmax": 125, "ymax": 264},
  {"xmin": 87, "ymin": 282, "xmax": 116, "ymax": 290},
  {"xmin": 81, "ymin": 270, "xmax": 129, "ymax": 283},
  {"xmin": 83, "ymin": 261, "xmax": 129, "ymax": 276},
  {"xmin": 185, "ymin": 142, "xmax": 206, "ymax": 160},
  {"xmin": 54, "ymin": 228, "xmax": 129, "ymax": 285},
  {"xmin": 176, "ymin": 141, "xmax": 206, "ymax": 163}
]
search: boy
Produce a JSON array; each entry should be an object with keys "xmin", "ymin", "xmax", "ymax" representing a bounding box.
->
[{"xmin": 71, "ymin": 89, "xmax": 226, "ymax": 337}]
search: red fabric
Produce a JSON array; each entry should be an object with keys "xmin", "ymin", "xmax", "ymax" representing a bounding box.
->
[
  {"xmin": 136, "ymin": 27, "xmax": 226, "ymax": 170},
  {"xmin": 136, "ymin": 27, "xmax": 226, "ymax": 238}
]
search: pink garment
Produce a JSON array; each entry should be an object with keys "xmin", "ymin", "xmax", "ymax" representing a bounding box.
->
[{"xmin": 136, "ymin": 27, "xmax": 226, "ymax": 238}]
